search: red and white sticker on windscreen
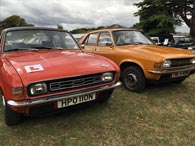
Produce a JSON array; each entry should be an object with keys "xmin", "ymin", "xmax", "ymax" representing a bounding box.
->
[{"xmin": 24, "ymin": 64, "xmax": 44, "ymax": 73}]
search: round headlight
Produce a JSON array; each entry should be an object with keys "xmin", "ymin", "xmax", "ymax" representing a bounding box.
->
[
  {"xmin": 29, "ymin": 83, "xmax": 47, "ymax": 96},
  {"xmin": 101, "ymin": 72, "xmax": 113, "ymax": 82},
  {"xmin": 163, "ymin": 60, "xmax": 171, "ymax": 68}
]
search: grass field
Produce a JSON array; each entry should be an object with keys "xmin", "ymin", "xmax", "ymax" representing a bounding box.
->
[{"xmin": 0, "ymin": 75, "xmax": 195, "ymax": 146}]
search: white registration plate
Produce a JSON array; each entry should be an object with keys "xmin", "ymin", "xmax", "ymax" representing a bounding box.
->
[
  {"xmin": 171, "ymin": 71, "xmax": 189, "ymax": 78},
  {"xmin": 57, "ymin": 93, "xmax": 96, "ymax": 108}
]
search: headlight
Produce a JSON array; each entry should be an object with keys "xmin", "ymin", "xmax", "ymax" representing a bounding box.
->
[
  {"xmin": 191, "ymin": 58, "xmax": 195, "ymax": 64},
  {"xmin": 163, "ymin": 60, "xmax": 171, "ymax": 68},
  {"xmin": 29, "ymin": 83, "xmax": 47, "ymax": 96},
  {"xmin": 101, "ymin": 72, "xmax": 113, "ymax": 82}
]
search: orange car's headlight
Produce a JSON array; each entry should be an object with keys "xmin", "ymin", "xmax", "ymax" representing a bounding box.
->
[{"xmin": 162, "ymin": 60, "xmax": 171, "ymax": 68}]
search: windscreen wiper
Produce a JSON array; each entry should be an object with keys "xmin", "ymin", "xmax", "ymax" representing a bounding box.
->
[
  {"xmin": 34, "ymin": 46, "xmax": 63, "ymax": 50},
  {"xmin": 131, "ymin": 42, "xmax": 144, "ymax": 45}
]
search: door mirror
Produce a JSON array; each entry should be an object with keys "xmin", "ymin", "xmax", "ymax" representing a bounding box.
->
[
  {"xmin": 106, "ymin": 42, "xmax": 113, "ymax": 48},
  {"xmin": 79, "ymin": 43, "xmax": 85, "ymax": 49}
]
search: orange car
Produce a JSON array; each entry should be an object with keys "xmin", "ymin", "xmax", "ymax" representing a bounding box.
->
[{"xmin": 80, "ymin": 28, "xmax": 195, "ymax": 92}]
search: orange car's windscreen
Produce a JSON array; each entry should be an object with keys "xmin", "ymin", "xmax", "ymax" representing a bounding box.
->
[{"xmin": 112, "ymin": 30, "xmax": 153, "ymax": 46}]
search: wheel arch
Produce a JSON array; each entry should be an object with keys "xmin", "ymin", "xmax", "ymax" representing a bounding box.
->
[{"xmin": 120, "ymin": 61, "xmax": 145, "ymax": 77}]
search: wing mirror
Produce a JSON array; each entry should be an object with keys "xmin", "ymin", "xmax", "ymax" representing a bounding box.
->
[
  {"xmin": 79, "ymin": 43, "xmax": 85, "ymax": 49},
  {"xmin": 106, "ymin": 42, "xmax": 113, "ymax": 48}
]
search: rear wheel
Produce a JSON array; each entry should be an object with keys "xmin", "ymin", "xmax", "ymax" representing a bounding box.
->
[
  {"xmin": 122, "ymin": 66, "xmax": 146, "ymax": 92},
  {"xmin": 2, "ymin": 96, "xmax": 22, "ymax": 126}
]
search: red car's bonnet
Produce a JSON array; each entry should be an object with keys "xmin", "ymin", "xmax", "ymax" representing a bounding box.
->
[{"xmin": 5, "ymin": 50, "xmax": 117, "ymax": 85}]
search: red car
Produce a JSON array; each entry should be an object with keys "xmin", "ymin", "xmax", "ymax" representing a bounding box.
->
[{"xmin": 0, "ymin": 27, "xmax": 121, "ymax": 125}]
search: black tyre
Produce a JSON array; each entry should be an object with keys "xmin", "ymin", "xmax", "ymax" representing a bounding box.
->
[
  {"xmin": 2, "ymin": 96, "xmax": 22, "ymax": 126},
  {"xmin": 122, "ymin": 66, "xmax": 146, "ymax": 92},
  {"xmin": 97, "ymin": 89, "xmax": 113, "ymax": 103}
]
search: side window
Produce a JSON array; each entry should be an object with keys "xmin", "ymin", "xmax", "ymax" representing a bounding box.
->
[
  {"xmin": 98, "ymin": 32, "xmax": 112, "ymax": 46},
  {"xmin": 85, "ymin": 33, "xmax": 98, "ymax": 46}
]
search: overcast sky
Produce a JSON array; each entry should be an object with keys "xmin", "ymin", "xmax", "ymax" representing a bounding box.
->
[{"xmin": 0, "ymin": 0, "xmax": 189, "ymax": 32}]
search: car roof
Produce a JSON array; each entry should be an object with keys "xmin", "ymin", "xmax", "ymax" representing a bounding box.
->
[{"xmin": 2, "ymin": 27, "xmax": 68, "ymax": 33}]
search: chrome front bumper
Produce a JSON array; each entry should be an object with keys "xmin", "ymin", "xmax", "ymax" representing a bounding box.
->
[
  {"xmin": 148, "ymin": 66, "xmax": 195, "ymax": 74},
  {"xmin": 7, "ymin": 81, "xmax": 122, "ymax": 107}
]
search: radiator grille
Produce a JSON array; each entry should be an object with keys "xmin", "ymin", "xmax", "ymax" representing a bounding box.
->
[
  {"xmin": 171, "ymin": 58, "xmax": 192, "ymax": 67},
  {"xmin": 49, "ymin": 73, "xmax": 106, "ymax": 92}
]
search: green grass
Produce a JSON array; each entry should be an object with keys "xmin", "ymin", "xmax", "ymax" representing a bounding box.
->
[{"xmin": 0, "ymin": 75, "xmax": 195, "ymax": 146}]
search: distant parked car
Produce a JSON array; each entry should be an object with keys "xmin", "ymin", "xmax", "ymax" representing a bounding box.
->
[
  {"xmin": 170, "ymin": 36, "xmax": 195, "ymax": 50},
  {"xmin": 151, "ymin": 35, "xmax": 195, "ymax": 51},
  {"xmin": 80, "ymin": 28, "xmax": 195, "ymax": 92},
  {"xmin": 150, "ymin": 34, "xmax": 174, "ymax": 46},
  {"xmin": 0, "ymin": 27, "xmax": 121, "ymax": 125}
]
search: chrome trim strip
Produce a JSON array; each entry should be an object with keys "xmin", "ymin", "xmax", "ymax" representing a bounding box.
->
[
  {"xmin": 7, "ymin": 81, "xmax": 122, "ymax": 107},
  {"xmin": 148, "ymin": 66, "xmax": 195, "ymax": 74}
]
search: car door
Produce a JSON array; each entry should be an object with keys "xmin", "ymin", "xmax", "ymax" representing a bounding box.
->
[
  {"xmin": 94, "ymin": 31, "xmax": 116, "ymax": 60},
  {"xmin": 82, "ymin": 31, "xmax": 118, "ymax": 63}
]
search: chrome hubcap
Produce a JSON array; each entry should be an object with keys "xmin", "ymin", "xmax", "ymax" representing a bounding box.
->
[{"xmin": 126, "ymin": 73, "xmax": 137, "ymax": 87}]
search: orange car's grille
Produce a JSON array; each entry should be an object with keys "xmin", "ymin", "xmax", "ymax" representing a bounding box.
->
[
  {"xmin": 171, "ymin": 58, "xmax": 193, "ymax": 67},
  {"xmin": 49, "ymin": 73, "xmax": 111, "ymax": 92}
]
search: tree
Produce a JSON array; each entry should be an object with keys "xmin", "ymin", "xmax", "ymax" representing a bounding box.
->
[
  {"xmin": 134, "ymin": 0, "xmax": 179, "ymax": 36},
  {"xmin": 70, "ymin": 26, "xmax": 105, "ymax": 34},
  {"xmin": 0, "ymin": 15, "xmax": 34, "ymax": 29},
  {"xmin": 134, "ymin": 0, "xmax": 195, "ymax": 40},
  {"xmin": 57, "ymin": 24, "xmax": 64, "ymax": 30},
  {"xmin": 166, "ymin": 0, "xmax": 195, "ymax": 41}
]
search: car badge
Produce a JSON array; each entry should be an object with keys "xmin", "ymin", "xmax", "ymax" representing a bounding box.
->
[{"xmin": 101, "ymin": 64, "xmax": 109, "ymax": 68}]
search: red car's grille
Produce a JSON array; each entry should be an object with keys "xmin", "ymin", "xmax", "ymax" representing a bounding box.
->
[{"xmin": 49, "ymin": 73, "xmax": 109, "ymax": 92}]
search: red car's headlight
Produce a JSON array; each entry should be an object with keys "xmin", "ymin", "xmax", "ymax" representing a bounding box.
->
[{"xmin": 29, "ymin": 83, "xmax": 47, "ymax": 96}]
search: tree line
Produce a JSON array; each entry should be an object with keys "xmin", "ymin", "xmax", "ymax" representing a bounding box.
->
[{"xmin": 0, "ymin": 15, "xmax": 34, "ymax": 30}]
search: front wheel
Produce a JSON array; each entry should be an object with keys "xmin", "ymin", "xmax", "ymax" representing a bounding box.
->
[
  {"xmin": 2, "ymin": 96, "xmax": 22, "ymax": 126},
  {"xmin": 122, "ymin": 66, "xmax": 146, "ymax": 92}
]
